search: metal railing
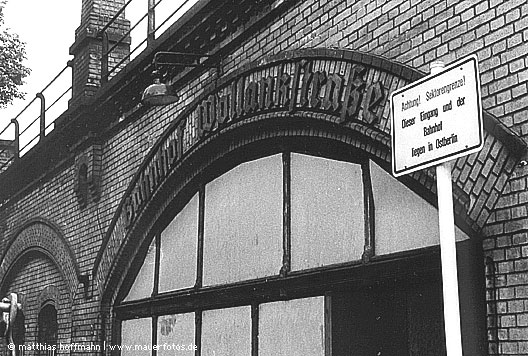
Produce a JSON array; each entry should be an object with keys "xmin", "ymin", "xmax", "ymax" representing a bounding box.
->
[
  {"xmin": 100, "ymin": 0, "xmax": 198, "ymax": 83},
  {"xmin": 0, "ymin": 64, "xmax": 72, "ymax": 172},
  {"xmin": 0, "ymin": 0, "xmax": 198, "ymax": 174}
]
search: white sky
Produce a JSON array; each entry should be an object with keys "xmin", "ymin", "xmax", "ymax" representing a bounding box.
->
[{"xmin": 0, "ymin": 0, "xmax": 198, "ymax": 145}]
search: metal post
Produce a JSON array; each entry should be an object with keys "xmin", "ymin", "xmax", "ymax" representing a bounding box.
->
[
  {"xmin": 147, "ymin": 0, "xmax": 156, "ymax": 44},
  {"xmin": 36, "ymin": 93, "xmax": 46, "ymax": 139},
  {"xmin": 102, "ymin": 31, "xmax": 109, "ymax": 84},
  {"xmin": 431, "ymin": 60, "xmax": 463, "ymax": 356},
  {"xmin": 10, "ymin": 119, "xmax": 19, "ymax": 161}
]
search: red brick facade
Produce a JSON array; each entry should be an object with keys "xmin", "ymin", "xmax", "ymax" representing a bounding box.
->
[{"xmin": 0, "ymin": 0, "xmax": 527, "ymax": 355}]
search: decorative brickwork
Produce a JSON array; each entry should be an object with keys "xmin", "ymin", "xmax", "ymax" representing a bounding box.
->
[
  {"xmin": 0, "ymin": 218, "xmax": 83, "ymax": 299},
  {"xmin": 74, "ymin": 143, "xmax": 103, "ymax": 208},
  {"xmin": 0, "ymin": 0, "xmax": 527, "ymax": 355}
]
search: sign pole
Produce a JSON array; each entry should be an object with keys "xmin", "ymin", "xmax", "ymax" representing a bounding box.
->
[{"xmin": 431, "ymin": 61, "xmax": 463, "ymax": 356}]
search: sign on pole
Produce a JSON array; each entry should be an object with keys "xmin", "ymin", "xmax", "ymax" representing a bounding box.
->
[
  {"xmin": 391, "ymin": 56, "xmax": 484, "ymax": 356},
  {"xmin": 390, "ymin": 55, "xmax": 483, "ymax": 177}
]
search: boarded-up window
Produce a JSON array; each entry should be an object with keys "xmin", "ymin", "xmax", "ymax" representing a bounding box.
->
[
  {"xmin": 203, "ymin": 155, "xmax": 283, "ymax": 286},
  {"xmin": 201, "ymin": 306, "xmax": 252, "ymax": 356},
  {"xmin": 157, "ymin": 313, "xmax": 195, "ymax": 356},
  {"xmin": 159, "ymin": 194, "xmax": 199, "ymax": 293},
  {"xmin": 259, "ymin": 297, "xmax": 325, "ymax": 356},
  {"xmin": 121, "ymin": 318, "xmax": 152, "ymax": 356},
  {"xmin": 124, "ymin": 239, "xmax": 156, "ymax": 301},
  {"xmin": 291, "ymin": 154, "xmax": 364, "ymax": 270},
  {"xmin": 369, "ymin": 161, "xmax": 468, "ymax": 255}
]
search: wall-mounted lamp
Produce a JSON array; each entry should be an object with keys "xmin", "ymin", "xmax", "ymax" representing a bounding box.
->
[
  {"xmin": 142, "ymin": 75, "xmax": 179, "ymax": 106},
  {"xmin": 142, "ymin": 52, "xmax": 215, "ymax": 106}
]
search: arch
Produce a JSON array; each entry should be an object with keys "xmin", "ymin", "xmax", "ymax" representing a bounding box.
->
[
  {"xmin": 37, "ymin": 285, "xmax": 61, "ymax": 310},
  {"xmin": 0, "ymin": 218, "xmax": 85, "ymax": 299},
  {"xmin": 95, "ymin": 48, "xmax": 525, "ymax": 305}
]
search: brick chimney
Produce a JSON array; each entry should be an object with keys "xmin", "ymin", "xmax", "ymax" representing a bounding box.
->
[{"xmin": 69, "ymin": 0, "xmax": 131, "ymax": 106}]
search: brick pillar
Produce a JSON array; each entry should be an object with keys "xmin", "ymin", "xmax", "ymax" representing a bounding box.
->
[{"xmin": 69, "ymin": 0, "xmax": 130, "ymax": 107}]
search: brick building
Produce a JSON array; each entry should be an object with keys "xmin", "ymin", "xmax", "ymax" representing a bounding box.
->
[{"xmin": 0, "ymin": 0, "xmax": 527, "ymax": 355}]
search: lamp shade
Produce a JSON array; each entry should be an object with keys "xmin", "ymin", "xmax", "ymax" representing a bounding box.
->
[{"xmin": 141, "ymin": 80, "xmax": 179, "ymax": 106}]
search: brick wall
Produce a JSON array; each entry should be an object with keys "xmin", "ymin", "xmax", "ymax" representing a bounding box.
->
[{"xmin": 0, "ymin": 0, "xmax": 527, "ymax": 355}]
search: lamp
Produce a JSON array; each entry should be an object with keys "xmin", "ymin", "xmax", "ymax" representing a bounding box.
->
[
  {"xmin": 141, "ymin": 77, "xmax": 179, "ymax": 106},
  {"xmin": 141, "ymin": 52, "xmax": 215, "ymax": 106}
]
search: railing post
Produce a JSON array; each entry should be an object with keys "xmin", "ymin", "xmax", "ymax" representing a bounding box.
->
[
  {"xmin": 10, "ymin": 118, "xmax": 19, "ymax": 161},
  {"xmin": 148, "ymin": 0, "xmax": 156, "ymax": 44},
  {"xmin": 36, "ymin": 93, "xmax": 46, "ymax": 139},
  {"xmin": 101, "ymin": 31, "xmax": 109, "ymax": 84},
  {"xmin": 67, "ymin": 59, "xmax": 74, "ymax": 91}
]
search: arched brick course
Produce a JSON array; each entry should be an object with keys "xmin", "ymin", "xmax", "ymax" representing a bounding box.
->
[
  {"xmin": 0, "ymin": 218, "xmax": 83, "ymax": 299},
  {"xmin": 37, "ymin": 285, "xmax": 61, "ymax": 309}
]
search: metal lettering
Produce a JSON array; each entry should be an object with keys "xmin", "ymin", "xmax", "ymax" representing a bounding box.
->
[
  {"xmin": 148, "ymin": 160, "xmax": 158, "ymax": 188},
  {"xmin": 157, "ymin": 149, "xmax": 166, "ymax": 182},
  {"xmin": 237, "ymin": 77, "xmax": 245, "ymax": 117},
  {"xmin": 323, "ymin": 73, "xmax": 344, "ymax": 112},
  {"xmin": 309, "ymin": 71, "xmax": 326, "ymax": 109},
  {"xmin": 244, "ymin": 81, "xmax": 259, "ymax": 113},
  {"xmin": 339, "ymin": 66, "xmax": 367, "ymax": 123},
  {"xmin": 198, "ymin": 95, "xmax": 215, "ymax": 137},
  {"xmin": 275, "ymin": 73, "xmax": 291, "ymax": 107},
  {"xmin": 260, "ymin": 77, "xmax": 275, "ymax": 109},
  {"xmin": 289, "ymin": 61, "xmax": 302, "ymax": 111},
  {"xmin": 300, "ymin": 70, "xmax": 313, "ymax": 107},
  {"xmin": 140, "ymin": 172, "xmax": 150, "ymax": 203},
  {"xmin": 217, "ymin": 93, "xmax": 230, "ymax": 125},
  {"xmin": 176, "ymin": 121, "xmax": 186, "ymax": 158},
  {"xmin": 362, "ymin": 81, "xmax": 385, "ymax": 124},
  {"xmin": 230, "ymin": 81, "xmax": 237, "ymax": 120},
  {"xmin": 124, "ymin": 197, "xmax": 134, "ymax": 227}
]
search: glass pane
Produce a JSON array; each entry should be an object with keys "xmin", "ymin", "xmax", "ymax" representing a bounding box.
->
[
  {"xmin": 124, "ymin": 238, "xmax": 156, "ymax": 301},
  {"xmin": 201, "ymin": 306, "xmax": 251, "ymax": 356},
  {"xmin": 370, "ymin": 161, "xmax": 469, "ymax": 255},
  {"xmin": 203, "ymin": 155, "xmax": 283, "ymax": 286},
  {"xmin": 259, "ymin": 297, "xmax": 325, "ymax": 356},
  {"xmin": 291, "ymin": 154, "xmax": 365, "ymax": 271},
  {"xmin": 121, "ymin": 318, "xmax": 152, "ymax": 356},
  {"xmin": 157, "ymin": 313, "xmax": 196, "ymax": 356},
  {"xmin": 159, "ymin": 194, "xmax": 199, "ymax": 293}
]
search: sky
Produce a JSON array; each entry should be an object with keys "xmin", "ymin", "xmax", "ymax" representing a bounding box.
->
[{"xmin": 0, "ymin": 0, "xmax": 198, "ymax": 149}]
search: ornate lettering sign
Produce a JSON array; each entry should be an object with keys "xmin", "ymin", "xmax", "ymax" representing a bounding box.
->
[{"xmin": 94, "ymin": 49, "xmax": 421, "ymax": 290}]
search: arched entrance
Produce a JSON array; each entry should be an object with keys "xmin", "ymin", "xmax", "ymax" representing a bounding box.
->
[{"xmin": 95, "ymin": 49, "xmax": 509, "ymax": 355}]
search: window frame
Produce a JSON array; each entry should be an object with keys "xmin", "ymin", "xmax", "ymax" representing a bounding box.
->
[{"xmin": 113, "ymin": 146, "xmax": 445, "ymax": 355}]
